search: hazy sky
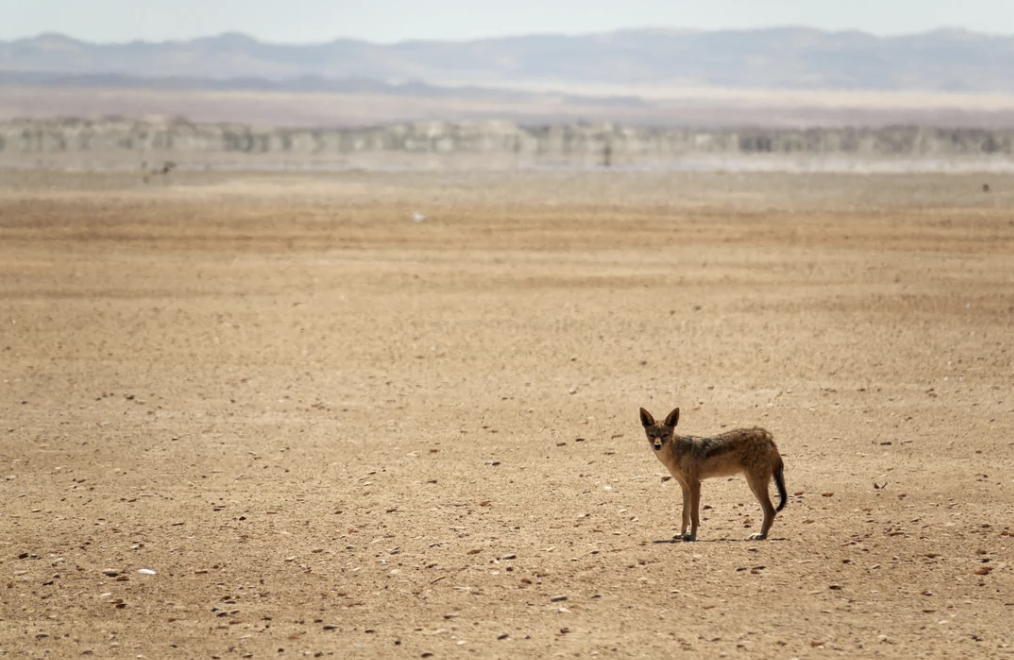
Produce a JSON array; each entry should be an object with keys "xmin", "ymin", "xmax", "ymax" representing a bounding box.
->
[{"xmin": 3, "ymin": 0, "xmax": 1014, "ymax": 43}]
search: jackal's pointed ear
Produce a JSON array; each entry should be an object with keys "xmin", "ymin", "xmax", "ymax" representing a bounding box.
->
[
  {"xmin": 639, "ymin": 407, "xmax": 655, "ymax": 428},
  {"xmin": 664, "ymin": 407, "xmax": 680, "ymax": 428}
]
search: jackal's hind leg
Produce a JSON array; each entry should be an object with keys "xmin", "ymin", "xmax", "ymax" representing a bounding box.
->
[{"xmin": 746, "ymin": 473, "xmax": 777, "ymax": 540}]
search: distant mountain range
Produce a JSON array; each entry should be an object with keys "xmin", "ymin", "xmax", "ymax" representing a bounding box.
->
[{"xmin": 3, "ymin": 28, "xmax": 1014, "ymax": 92}]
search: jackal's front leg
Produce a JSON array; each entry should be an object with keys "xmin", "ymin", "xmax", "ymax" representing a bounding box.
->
[
  {"xmin": 678, "ymin": 482, "xmax": 692, "ymax": 540},
  {"xmin": 687, "ymin": 480, "xmax": 702, "ymax": 541}
]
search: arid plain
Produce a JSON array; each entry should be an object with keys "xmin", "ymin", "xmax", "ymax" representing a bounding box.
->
[{"xmin": 1, "ymin": 168, "xmax": 1012, "ymax": 659}]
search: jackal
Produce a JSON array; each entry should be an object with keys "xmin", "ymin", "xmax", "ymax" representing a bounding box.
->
[{"xmin": 639, "ymin": 407, "xmax": 787, "ymax": 541}]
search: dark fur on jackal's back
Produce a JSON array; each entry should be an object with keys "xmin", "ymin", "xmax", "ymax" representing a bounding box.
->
[{"xmin": 640, "ymin": 406, "xmax": 787, "ymax": 541}]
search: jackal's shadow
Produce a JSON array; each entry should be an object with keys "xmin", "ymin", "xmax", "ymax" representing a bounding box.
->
[{"xmin": 652, "ymin": 537, "xmax": 787, "ymax": 544}]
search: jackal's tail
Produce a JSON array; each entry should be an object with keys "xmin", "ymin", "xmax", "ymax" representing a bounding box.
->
[{"xmin": 774, "ymin": 458, "xmax": 787, "ymax": 512}]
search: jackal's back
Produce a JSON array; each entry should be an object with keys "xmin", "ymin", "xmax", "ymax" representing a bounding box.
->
[{"xmin": 671, "ymin": 426, "xmax": 781, "ymax": 480}]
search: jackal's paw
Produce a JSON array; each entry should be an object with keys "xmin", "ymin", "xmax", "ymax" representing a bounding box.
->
[{"xmin": 747, "ymin": 532, "xmax": 768, "ymax": 541}]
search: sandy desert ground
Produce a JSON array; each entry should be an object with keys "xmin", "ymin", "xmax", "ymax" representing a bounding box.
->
[{"xmin": 1, "ymin": 168, "xmax": 1013, "ymax": 659}]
